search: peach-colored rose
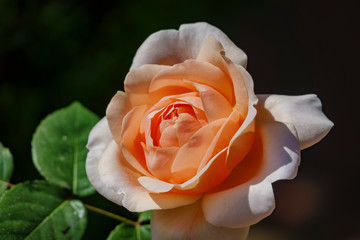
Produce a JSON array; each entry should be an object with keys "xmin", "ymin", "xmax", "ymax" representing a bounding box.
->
[{"xmin": 86, "ymin": 22, "xmax": 333, "ymax": 239}]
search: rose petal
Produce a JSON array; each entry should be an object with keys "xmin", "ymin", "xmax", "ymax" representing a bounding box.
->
[
  {"xmin": 195, "ymin": 35, "xmax": 257, "ymax": 117},
  {"xmin": 143, "ymin": 95, "xmax": 205, "ymax": 148},
  {"xmin": 158, "ymin": 123, "xmax": 178, "ymax": 147},
  {"xmin": 151, "ymin": 200, "xmax": 249, "ymax": 240},
  {"xmin": 86, "ymin": 117, "xmax": 113, "ymax": 167},
  {"xmin": 138, "ymin": 176, "xmax": 174, "ymax": 193},
  {"xmin": 124, "ymin": 64, "xmax": 171, "ymax": 106},
  {"xmin": 226, "ymin": 103, "xmax": 256, "ymax": 170},
  {"xmin": 202, "ymin": 121, "xmax": 300, "ymax": 228},
  {"xmin": 145, "ymin": 146, "xmax": 179, "ymax": 181},
  {"xmin": 87, "ymin": 117, "xmax": 113, "ymax": 150},
  {"xmin": 198, "ymin": 110, "xmax": 242, "ymax": 170},
  {"xmin": 118, "ymin": 105, "xmax": 152, "ymax": 176},
  {"xmin": 196, "ymin": 35, "xmax": 226, "ymax": 68},
  {"xmin": 131, "ymin": 22, "xmax": 247, "ymax": 70},
  {"xmin": 171, "ymin": 118, "xmax": 226, "ymax": 183},
  {"xmin": 192, "ymin": 82, "xmax": 233, "ymax": 122},
  {"xmin": 88, "ymin": 140, "xmax": 201, "ymax": 212},
  {"xmin": 176, "ymin": 95, "xmax": 204, "ymax": 111},
  {"xmin": 121, "ymin": 105, "xmax": 147, "ymax": 161},
  {"xmin": 256, "ymin": 94, "xmax": 334, "ymax": 149},
  {"xmin": 121, "ymin": 145, "xmax": 150, "ymax": 176},
  {"xmin": 167, "ymin": 111, "xmax": 247, "ymax": 193},
  {"xmin": 148, "ymin": 78, "xmax": 197, "ymax": 104},
  {"xmin": 174, "ymin": 148, "xmax": 230, "ymax": 193},
  {"xmin": 106, "ymin": 91, "xmax": 132, "ymax": 143},
  {"xmin": 228, "ymin": 60, "xmax": 256, "ymax": 118},
  {"xmin": 150, "ymin": 59, "xmax": 233, "ymax": 103},
  {"xmin": 175, "ymin": 112, "xmax": 203, "ymax": 146}
]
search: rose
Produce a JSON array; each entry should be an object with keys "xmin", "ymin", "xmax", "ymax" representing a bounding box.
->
[{"xmin": 86, "ymin": 22, "xmax": 333, "ymax": 239}]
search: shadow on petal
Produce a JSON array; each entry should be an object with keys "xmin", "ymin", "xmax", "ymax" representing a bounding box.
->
[{"xmin": 202, "ymin": 121, "xmax": 300, "ymax": 228}]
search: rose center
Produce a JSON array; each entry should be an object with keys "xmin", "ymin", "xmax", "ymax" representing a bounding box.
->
[{"xmin": 150, "ymin": 103, "xmax": 206, "ymax": 148}]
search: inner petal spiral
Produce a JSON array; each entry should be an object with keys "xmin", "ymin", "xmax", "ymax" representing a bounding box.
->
[{"xmin": 152, "ymin": 103, "xmax": 206, "ymax": 148}]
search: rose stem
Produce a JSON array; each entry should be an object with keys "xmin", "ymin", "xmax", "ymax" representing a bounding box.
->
[{"xmin": 84, "ymin": 203, "xmax": 138, "ymax": 226}]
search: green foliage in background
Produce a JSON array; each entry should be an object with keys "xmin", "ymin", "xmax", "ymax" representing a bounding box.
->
[
  {"xmin": 32, "ymin": 102, "xmax": 99, "ymax": 197},
  {"xmin": 0, "ymin": 143, "xmax": 14, "ymax": 196},
  {"xmin": 0, "ymin": 181, "xmax": 86, "ymax": 240},
  {"xmin": 0, "ymin": 103, "xmax": 151, "ymax": 240},
  {"xmin": 107, "ymin": 223, "xmax": 151, "ymax": 240}
]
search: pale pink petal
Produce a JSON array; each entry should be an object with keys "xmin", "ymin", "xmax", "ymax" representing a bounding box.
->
[
  {"xmin": 256, "ymin": 94, "xmax": 334, "ymax": 149},
  {"xmin": 196, "ymin": 35, "xmax": 226, "ymax": 68},
  {"xmin": 202, "ymin": 121, "xmax": 300, "ymax": 228},
  {"xmin": 86, "ymin": 117, "xmax": 113, "ymax": 152},
  {"xmin": 131, "ymin": 22, "xmax": 247, "ymax": 70},
  {"xmin": 87, "ymin": 140, "xmax": 201, "ymax": 212},
  {"xmin": 151, "ymin": 200, "xmax": 249, "ymax": 240},
  {"xmin": 106, "ymin": 91, "xmax": 132, "ymax": 144},
  {"xmin": 138, "ymin": 176, "xmax": 174, "ymax": 193},
  {"xmin": 86, "ymin": 117, "xmax": 113, "ymax": 170}
]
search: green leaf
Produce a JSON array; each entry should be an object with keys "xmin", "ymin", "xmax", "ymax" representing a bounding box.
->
[
  {"xmin": 0, "ymin": 142, "xmax": 14, "ymax": 196},
  {"xmin": 32, "ymin": 102, "xmax": 99, "ymax": 197},
  {"xmin": 0, "ymin": 180, "xmax": 87, "ymax": 240},
  {"xmin": 107, "ymin": 223, "xmax": 151, "ymax": 240},
  {"xmin": 138, "ymin": 211, "xmax": 151, "ymax": 223}
]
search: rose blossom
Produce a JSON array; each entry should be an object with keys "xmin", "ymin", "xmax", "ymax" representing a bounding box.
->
[{"xmin": 86, "ymin": 22, "xmax": 333, "ymax": 239}]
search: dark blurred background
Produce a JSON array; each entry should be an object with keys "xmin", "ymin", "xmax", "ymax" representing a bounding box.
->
[{"xmin": 0, "ymin": 0, "xmax": 358, "ymax": 239}]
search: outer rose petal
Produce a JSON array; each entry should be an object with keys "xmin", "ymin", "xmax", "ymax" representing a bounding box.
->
[
  {"xmin": 86, "ymin": 117, "xmax": 113, "ymax": 162},
  {"xmin": 131, "ymin": 22, "xmax": 247, "ymax": 70},
  {"xmin": 87, "ymin": 140, "xmax": 201, "ymax": 212},
  {"xmin": 202, "ymin": 121, "xmax": 300, "ymax": 228},
  {"xmin": 256, "ymin": 94, "xmax": 334, "ymax": 149},
  {"xmin": 106, "ymin": 91, "xmax": 132, "ymax": 143},
  {"xmin": 151, "ymin": 200, "xmax": 249, "ymax": 240}
]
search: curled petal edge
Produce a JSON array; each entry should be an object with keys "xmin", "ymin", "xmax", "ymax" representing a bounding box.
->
[
  {"xmin": 131, "ymin": 22, "xmax": 247, "ymax": 70},
  {"xmin": 202, "ymin": 121, "xmax": 300, "ymax": 228},
  {"xmin": 256, "ymin": 94, "xmax": 333, "ymax": 150}
]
